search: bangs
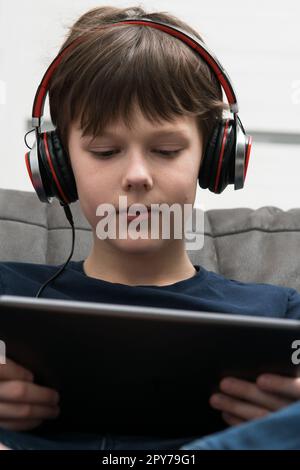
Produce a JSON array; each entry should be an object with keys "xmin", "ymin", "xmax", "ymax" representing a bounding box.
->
[{"xmin": 50, "ymin": 24, "xmax": 226, "ymax": 150}]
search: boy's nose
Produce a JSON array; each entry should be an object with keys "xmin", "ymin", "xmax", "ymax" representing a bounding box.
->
[
  {"xmin": 121, "ymin": 155, "xmax": 153, "ymax": 190},
  {"xmin": 122, "ymin": 173, "xmax": 153, "ymax": 191}
]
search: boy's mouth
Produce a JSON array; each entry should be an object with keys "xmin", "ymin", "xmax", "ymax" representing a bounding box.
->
[{"xmin": 126, "ymin": 211, "xmax": 150, "ymax": 221}]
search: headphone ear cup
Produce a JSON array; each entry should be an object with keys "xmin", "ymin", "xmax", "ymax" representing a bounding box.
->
[
  {"xmin": 38, "ymin": 132, "xmax": 58, "ymax": 199},
  {"xmin": 198, "ymin": 122, "xmax": 222, "ymax": 190},
  {"xmin": 39, "ymin": 130, "xmax": 78, "ymax": 204},
  {"xmin": 48, "ymin": 130, "xmax": 78, "ymax": 204},
  {"xmin": 214, "ymin": 119, "xmax": 236, "ymax": 194},
  {"xmin": 199, "ymin": 119, "xmax": 236, "ymax": 194}
]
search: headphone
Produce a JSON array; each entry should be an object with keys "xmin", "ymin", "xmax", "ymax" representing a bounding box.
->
[{"xmin": 25, "ymin": 17, "xmax": 252, "ymax": 205}]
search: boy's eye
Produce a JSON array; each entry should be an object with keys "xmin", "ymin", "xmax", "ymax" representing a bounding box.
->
[
  {"xmin": 89, "ymin": 149, "xmax": 182, "ymax": 159},
  {"xmin": 156, "ymin": 149, "xmax": 181, "ymax": 156}
]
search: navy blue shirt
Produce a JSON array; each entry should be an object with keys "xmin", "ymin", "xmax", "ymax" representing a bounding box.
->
[{"xmin": 0, "ymin": 260, "xmax": 299, "ymax": 319}]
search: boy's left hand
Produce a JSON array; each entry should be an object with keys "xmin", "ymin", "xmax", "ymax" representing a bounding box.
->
[{"xmin": 209, "ymin": 374, "xmax": 300, "ymax": 426}]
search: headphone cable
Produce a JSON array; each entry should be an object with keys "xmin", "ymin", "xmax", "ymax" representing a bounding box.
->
[
  {"xmin": 35, "ymin": 203, "xmax": 75, "ymax": 298},
  {"xmin": 24, "ymin": 128, "xmax": 35, "ymax": 150}
]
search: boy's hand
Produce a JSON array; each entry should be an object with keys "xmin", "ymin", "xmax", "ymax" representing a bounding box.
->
[
  {"xmin": 0, "ymin": 358, "xmax": 60, "ymax": 431},
  {"xmin": 209, "ymin": 374, "xmax": 299, "ymax": 426},
  {"xmin": 0, "ymin": 443, "xmax": 10, "ymax": 450}
]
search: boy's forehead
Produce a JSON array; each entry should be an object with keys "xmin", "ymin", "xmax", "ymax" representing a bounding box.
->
[{"xmin": 72, "ymin": 114, "xmax": 196, "ymax": 141}]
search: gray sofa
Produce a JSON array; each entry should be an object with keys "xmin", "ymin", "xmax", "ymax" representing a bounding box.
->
[{"xmin": 0, "ymin": 187, "xmax": 299, "ymax": 292}]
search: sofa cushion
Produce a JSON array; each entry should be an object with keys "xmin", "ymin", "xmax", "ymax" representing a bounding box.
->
[{"xmin": 0, "ymin": 188, "xmax": 299, "ymax": 291}]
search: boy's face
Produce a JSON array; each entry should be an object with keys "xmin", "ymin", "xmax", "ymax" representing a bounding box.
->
[{"xmin": 67, "ymin": 103, "xmax": 203, "ymax": 254}]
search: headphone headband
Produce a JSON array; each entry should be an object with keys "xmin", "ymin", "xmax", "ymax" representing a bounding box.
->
[{"xmin": 32, "ymin": 17, "xmax": 239, "ymax": 128}]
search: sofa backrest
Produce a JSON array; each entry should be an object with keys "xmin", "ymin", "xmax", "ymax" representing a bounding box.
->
[{"xmin": 0, "ymin": 188, "xmax": 299, "ymax": 291}]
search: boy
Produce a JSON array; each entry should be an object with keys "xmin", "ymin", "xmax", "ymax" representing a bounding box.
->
[{"xmin": 0, "ymin": 5, "xmax": 300, "ymax": 450}]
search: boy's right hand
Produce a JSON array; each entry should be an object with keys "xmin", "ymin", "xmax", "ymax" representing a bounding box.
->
[{"xmin": 0, "ymin": 358, "xmax": 60, "ymax": 431}]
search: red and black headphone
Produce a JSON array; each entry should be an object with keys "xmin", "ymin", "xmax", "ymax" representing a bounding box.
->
[{"xmin": 25, "ymin": 17, "xmax": 252, "ymax": 206}]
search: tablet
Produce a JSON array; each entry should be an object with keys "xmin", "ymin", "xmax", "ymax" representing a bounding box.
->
[{"xmin": 0, "ymin": 294, "xmax": 300, "ymax": 438}]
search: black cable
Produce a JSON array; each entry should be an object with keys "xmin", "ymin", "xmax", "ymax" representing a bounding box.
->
[
  {"xmin": 236, "ymin": 114, "xmax": 246, "ymax": 135},
  {"xmin": 24, "ymin": 128, "xmax": 35, "ymax": 150},
  {"xmin": 35, "ymin": 203, "xmax": 75, "ymax": 298}
]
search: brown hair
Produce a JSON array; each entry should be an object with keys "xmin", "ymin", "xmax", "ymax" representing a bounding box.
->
[{"xmin": 48, "ymin": 5, "xmax": 230, "ymax": 159}]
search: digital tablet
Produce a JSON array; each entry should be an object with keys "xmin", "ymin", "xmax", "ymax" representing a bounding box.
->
[{"xmin": 0, "ymin": 294, "xmax": 300, "ymax": 438}]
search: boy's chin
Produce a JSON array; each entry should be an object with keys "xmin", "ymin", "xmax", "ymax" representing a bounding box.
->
[{"xmin": 107, "ymin": 236, "xmax": 171, "ymax": 254}]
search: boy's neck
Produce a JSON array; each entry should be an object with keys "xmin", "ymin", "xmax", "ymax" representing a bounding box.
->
[{"xmin": 83, "ymin": 239, "xmax": 197, "ymax": 287}]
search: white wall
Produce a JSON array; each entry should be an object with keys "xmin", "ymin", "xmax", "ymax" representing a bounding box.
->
[{"xmin": 0, "ymin": 0, "xmax": 299, "ymax": 210}]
